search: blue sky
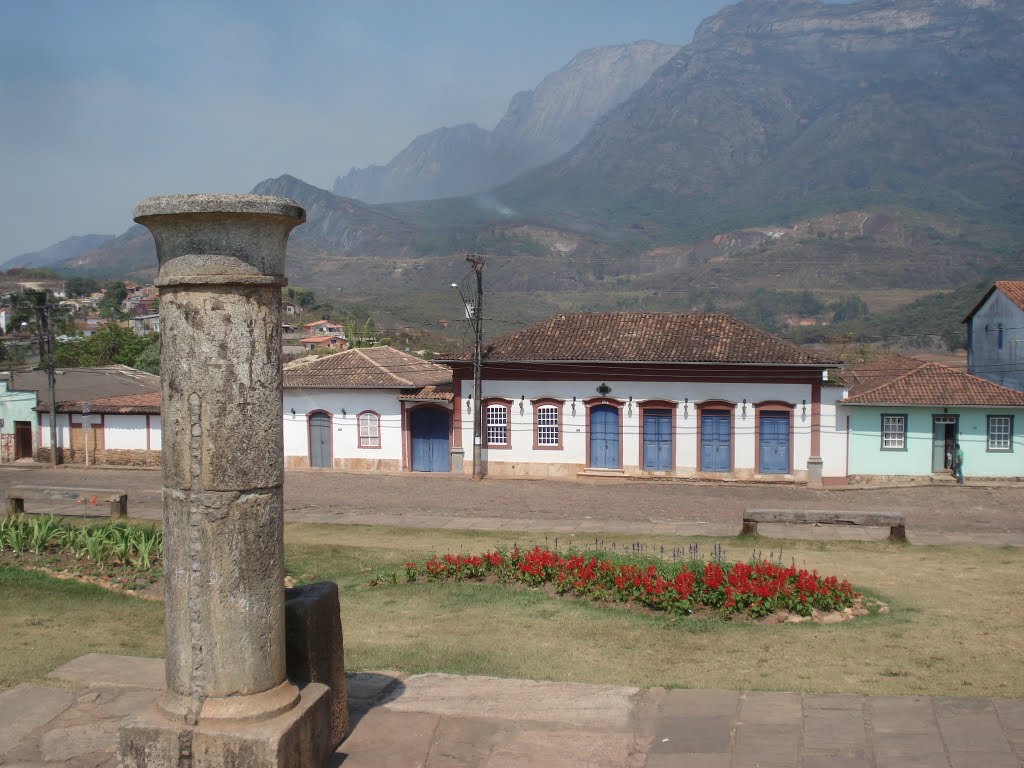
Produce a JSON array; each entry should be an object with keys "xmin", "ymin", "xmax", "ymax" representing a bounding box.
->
[{"xmin": 0, "ymin": 0, "xmax": 733, "ymax": 262}]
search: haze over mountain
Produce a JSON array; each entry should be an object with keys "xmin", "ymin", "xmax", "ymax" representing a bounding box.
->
[
  {"xmin": 332, "ymin": 41, "xmax": 680, "ymax": 203},
  {"xmin": 2, "ymin": 234, "xmax": 114, "ymax": 270},
  {"xmin": 498, "ymin": 0, "xmax": 1024, "ymax": 242},
  {"xmin": 43, "ymin": 0, "xmax": 1024, "ymax": 340}
]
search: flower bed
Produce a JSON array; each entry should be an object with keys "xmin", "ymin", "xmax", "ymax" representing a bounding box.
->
[
  {"xmin": 0, "ymin": 514, "xmax": 163, "ymax": 595},
  {"xmin": 400, "ymin": 546, "xmax": 860, "ymax": 620}
]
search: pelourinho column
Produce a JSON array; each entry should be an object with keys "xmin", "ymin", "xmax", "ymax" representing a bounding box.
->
[{"xmin": 135, "ymin": 194, "xmax": 304, "ymax": 723}]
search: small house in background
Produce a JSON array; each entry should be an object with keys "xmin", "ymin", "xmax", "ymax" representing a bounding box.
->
[
  {"xmin": 283, "ymin": 302, "xmax": 299, "ymax": 315},
  {"xmin": 283, "ymin": 346, "xmax": 452, "ymax": 472},
  {"xmin": 840, "ymin": 355, "xmax": 1024, "ymax": 481},
  {"xmin": 964, "ymin": 280, "xmax": 1024, "ymax": 392},
  {"xmin": 1, "ymin": 365, "xmax": 161, "ymax": 466},
  {"xmin": 302, "ymin": 319, "xmax": 347, "ymax": 338},
  {"xmin": 128, "ymin": 313, "xmax": 161, "ymax": 335},
  {"xmin": 300, "ymin": 335, "xmax": 348, "ymax": 351}
]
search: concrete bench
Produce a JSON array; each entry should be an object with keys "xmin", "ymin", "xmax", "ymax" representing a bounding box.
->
[
  {"xmin": 6, "ymin": 485, "xmax": 128, "ymax": 520},
  {"xmin": 742, "ymin": 508, "xmax": 906, "ymax": 542}
]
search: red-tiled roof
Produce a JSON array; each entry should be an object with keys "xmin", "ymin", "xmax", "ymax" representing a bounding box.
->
[
  {"xmin": 300, "ymin": 335, "xmax": 341, "ymax": 344},
  {"xmin": 38, "ymin": 390, "xmax": 161, "ymax": 414},
  {"xmin": 285, "ymin": 346, "xmax": 451, "ymax": 389},
  {"xmin": 442, "ymin": 312, "xmax": 833, "ymax": 366},
  {"xmin": 841, "ymin": 355, "xmax": 1024, "ymax": 407},
  {"xmin": 397, "ymin": 384, "xmax": 454, "ymax": 402},
  {"xmin": 963, "ymin": 280, "xmax": 1024, "ymax": 321}
]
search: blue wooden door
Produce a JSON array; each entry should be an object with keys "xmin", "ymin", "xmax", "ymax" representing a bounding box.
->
[
  {"xmin": 700, "ymin": 411, "xmax": 731, "ymax": 472},
  {"xmin": 643, "ymin": 409, "xmax": 672, "ymax": 471},
  {"xmin": 308, "ymin": 412, "xmax": 332, "ymax": 468},
  {"xmin": 590, "ymin": 405, "xmax": 620, "ymax": 469},
  {"xmin": 759, "ymin": 412, "xmax": 790, "ymax": 474},
  {"xmin": 411, "ymin": 408, "xmax": 449, "ymax": 472}
]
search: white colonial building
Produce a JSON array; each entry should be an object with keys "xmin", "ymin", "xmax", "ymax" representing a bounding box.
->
[
  {"xmin": 283, "ymin": 347, "xmax": 453, "ymax": 471},
  {"xmin": 440, "ymin": 312, "xmax": 848, "ymax": 484}
]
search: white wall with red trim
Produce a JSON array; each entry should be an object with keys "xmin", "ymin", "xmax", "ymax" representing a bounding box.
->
[{"xmin": 456, "ymin": 378, "xmax": 848, "ymax": 481}]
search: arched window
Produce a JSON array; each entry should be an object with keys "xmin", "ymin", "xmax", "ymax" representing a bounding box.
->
[
  {"xmin": 484, "ymin": 399, "xmax": 511, "ymax": 447},
  {"xmin": 358, "ymin": 411, "xmax": 380, "ymax": 448},
  {"xmin": 533, "ymin": 399, "xmax": 563, "ymax": 449}
]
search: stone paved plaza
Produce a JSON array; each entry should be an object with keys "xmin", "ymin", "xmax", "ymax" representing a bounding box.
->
[{"xmin": 1, "ymin": 654, "xmax": 1021, "ymax": 768}]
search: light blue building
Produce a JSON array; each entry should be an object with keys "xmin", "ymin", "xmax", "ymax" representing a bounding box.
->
[
  {"xmin": 842, "ymin": 355, "xmax": 1024, "ymax": 480},
  {"xmin": 0, "ymin": 373, "xmax": 39, "ymax": 461},
  {"xmin": 964, "ymin": 281, "xmax": 1024, "ymax": 392}
]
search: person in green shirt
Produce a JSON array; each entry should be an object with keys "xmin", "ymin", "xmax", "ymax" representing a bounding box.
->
[{"xmin": 953, "ymin": 443, "xmax": 965, "ymax": 485}]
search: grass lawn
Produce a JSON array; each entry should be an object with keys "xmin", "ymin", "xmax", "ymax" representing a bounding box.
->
[
  {"xmin": 0, "ymin": 564, "xmax": 164, "ymax": 688},
  {"xmin": 2, "ymin": 523, "xmax": 1022, "ymax": 698}
]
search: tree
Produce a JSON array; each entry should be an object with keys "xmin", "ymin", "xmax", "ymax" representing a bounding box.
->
[
  {"xmin": 53, "ymin": 323, "xmax": 160, "ymax": 373},
  {"xmin": 98, "ymin": 281, "xmax": 129, "ymax": 319}
]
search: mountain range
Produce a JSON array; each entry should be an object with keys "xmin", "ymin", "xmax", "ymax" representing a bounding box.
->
[
  {"xmin": 331, "ymin": 41, "xmax": 680, "ymax": 203},
  {"xmin": 15, "ymin": 0, "xmax": 1024, "ymax": 342}
]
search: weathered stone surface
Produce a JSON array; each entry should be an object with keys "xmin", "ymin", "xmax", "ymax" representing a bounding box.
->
[
  {"xmin": 119, "ymin": 683, "xmax": 331, "ymax": 768},
  {"xmin": 133, "ymin": 194, "xmax": 304, "ymax": 719},
  {"xmin": 284, "ymin": 581, "xmax": 348, "ymax": 749},
  {"xmin": 0, "ymin": 685, "xmax": 76, "ymax": 754},
  {"xmin": 47, "ymin": 654, "xmax": 164, "ymax": 690},
  {"xmin": 378, "ymin": 673, "xmax": 640, "ymax": 730}
]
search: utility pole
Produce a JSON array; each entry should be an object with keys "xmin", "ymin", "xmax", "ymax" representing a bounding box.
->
[
  {"xmin": 27, "ymin": 291, "xmax": 58, "ymax": 468},
  {"xmin": 466, "ymin": 254, "xmax": 485, "ymax": 480}
]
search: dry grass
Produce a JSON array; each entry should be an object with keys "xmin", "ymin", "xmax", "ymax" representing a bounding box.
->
[
  {"xmin": 285, "ymin": 524, "xmax": 1024, "ymax": 698},
  {"xmin": 2, "ymin": 523, "xmax": 1022, "ymax": 699},
  {"xmin": 0, "ymin": 564, "xmax": 164, "ymax": 689}
]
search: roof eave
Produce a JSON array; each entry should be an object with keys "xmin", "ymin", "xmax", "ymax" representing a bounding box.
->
[{"xmin": 446, "ymin": 358, "xmax": 835, "ymax": 368}]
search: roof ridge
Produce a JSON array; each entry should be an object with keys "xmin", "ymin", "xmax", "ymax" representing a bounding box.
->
[
  {"xmin": 356, "ymin": 347, "xmax": 414, "ymax": 387},
  {"xmin": 845, "ymin": 358, "xmax": 930, "ymax": 401}
]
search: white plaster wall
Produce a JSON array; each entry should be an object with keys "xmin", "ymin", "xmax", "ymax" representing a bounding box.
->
[
  {"xmin": 38, "ymin": 414, "xmax": 70, "ymax": 448},
  {"xmin": 150, "ymin": 416, "xmax": 162, "ymax": 449},
  {"xmin": 284, "ymin": 389, "xmax": 405, "ymax": 462},
  {"xmin": 821, "ymin": 388, "xmax": 849, "ymax": 479},
  {"xmin": 104, "ymin": 415, "xmax": 148, "ymax": 450},
  {"xmin": 462, "ymin": 379, "xmax": 823, "ymax": 473}
]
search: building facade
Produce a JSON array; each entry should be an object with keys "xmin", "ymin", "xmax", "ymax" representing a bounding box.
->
[
  {"xmin": 441, "ymin": 312, "xmax": 846, "ymax": 483},
  {"xmin": 964, "ymin": 281, "xmax": 1024, "ymax": 392}
]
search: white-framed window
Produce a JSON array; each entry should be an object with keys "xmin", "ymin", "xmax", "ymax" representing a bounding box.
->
[
  {"xmin": 358, "ymin": 411, "xmax": 380, "ymax": 448},
  {"xmin": 536, "ymin": 404, "xmax": 560, "ymax": 447},
  {"xmin": 881, "ymin": 414, "xmax": 906, "ymax": 450},
  {"xmin": 987, "ymin": 415, "xmax": 1013, "ymax": 452},
  {"xmin": 486, "ymin": 402, "xmax": 508, "ymax": 446}
]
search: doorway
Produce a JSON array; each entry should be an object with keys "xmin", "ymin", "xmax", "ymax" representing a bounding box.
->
[
  {"xmin": 410, "ymin": 407, "xmax": 450, "ymax": 472},
  {"xmin": 308, "ymin": 412, "xmax": 332, "ymax": 468},
  {"xmin": 932, "ymin": 415, "xmax": 958, "ymax": 473},
  {"xmin": 14, "ymin": 421, "xmax": 32, "ymax": 459}
]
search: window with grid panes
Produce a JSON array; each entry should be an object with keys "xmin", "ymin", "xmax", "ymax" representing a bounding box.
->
[
  {"xmin": 486, "ymin": 403, "xmax": 508, "ymax": 445},
  {"xmin": 987, "ymin": 415, "xmax": 1012, "ymax": 451},
  {"xmin": 536, "ymin": 404, "xmax": 559, "ymax": 446},
  {"xmin": 358, "ymin": 412, "xmax": 380, "ymax": 448},
  {"xmin": 882, "ymin": 414, "xmax": 905, "ymax": 449}
]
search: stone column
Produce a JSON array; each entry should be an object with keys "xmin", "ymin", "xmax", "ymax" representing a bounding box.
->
[{"xmin": 136, "ymin": 194, "xmax": 303, "ymax": 722}]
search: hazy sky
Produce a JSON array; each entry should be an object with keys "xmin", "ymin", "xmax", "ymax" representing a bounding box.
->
[{"xmin": 0, "ymin": 0, "xmax": 733, "ymax": 262}]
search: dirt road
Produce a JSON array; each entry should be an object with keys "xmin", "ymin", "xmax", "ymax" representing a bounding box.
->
[{"xmin": 0, "ymin": 464, "xmax": 1021, "ymax": 540}]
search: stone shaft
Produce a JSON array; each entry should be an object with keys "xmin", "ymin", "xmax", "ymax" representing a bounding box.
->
[{"xmin": 134, "ymin": 194, "xmax": 305, "ymax": 719}]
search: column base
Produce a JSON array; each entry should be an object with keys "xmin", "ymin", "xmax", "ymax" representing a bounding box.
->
[
  {"xmin": 118, "ymin": 683, "xmax": 332, "ymax": 768},
  {"xmin": 806, "ymin": 456, "xmax": 824, "ymax": 487}
]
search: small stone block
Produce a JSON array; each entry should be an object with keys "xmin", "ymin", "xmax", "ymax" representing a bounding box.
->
[
  {"xmin": 118, "ymin": 682, "xmax": 331, "ymax": 768},
  {"xmin": 285, "ymin": 581, "xmax": 348, "ymax": 750}
]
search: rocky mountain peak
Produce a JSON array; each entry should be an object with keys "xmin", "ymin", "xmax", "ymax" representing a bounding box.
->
[{"xmin": 331, "ymin": 39, "xmax": 680, "ymax": 204}]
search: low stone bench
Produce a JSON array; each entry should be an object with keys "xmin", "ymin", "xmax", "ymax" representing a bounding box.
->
[
  {"xmin": 6, "ymin": 485, "xmax": 128, "ymax": 520},
  {"xmin": 742, "ymin": 508, "xmax": 906, "ymax": 542}
]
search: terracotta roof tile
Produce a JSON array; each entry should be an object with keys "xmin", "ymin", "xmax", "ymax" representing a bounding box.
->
[
  {"xmin": 996, "ymin": 281, "xmax": 1024, "ymax": 312},
  {"xmin": 841, "ymin": 355, "xmax": 1024, "ymax": 407},
  {"xmin": 397, "ymin": 384, "xmax": 454, "ymax": 402},
  {"xmin": 963, "ymin": 280, "xmax": 1024, "ymax": 321},
  {"xmin": 442, "ymin": 312, "xmax": 833, "ymax": 366},
  {"xmin": 39, "ymin": 390, "xmax": 161, "ymax": 414},
  {"xmin": 284, "ymin": 346, "xmax": 451, "ymax": 389}
]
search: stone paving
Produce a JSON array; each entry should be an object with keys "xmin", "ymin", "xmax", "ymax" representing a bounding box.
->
[{"xmin": 2, "ymin": 654, "xmax": 1022, "ymax": 768}]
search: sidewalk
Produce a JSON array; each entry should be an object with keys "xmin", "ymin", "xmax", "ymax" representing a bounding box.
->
[{"xmin": 3, "ymin": 654, "xmax": 1022, "ymax": 767}]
